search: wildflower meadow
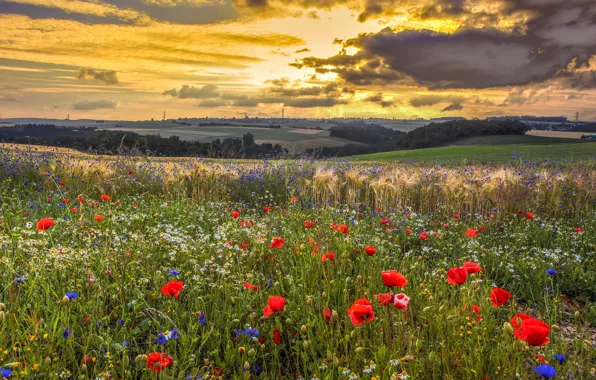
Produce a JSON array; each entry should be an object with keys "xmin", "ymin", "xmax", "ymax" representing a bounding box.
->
[{"xmin": 0, "ymin": 145, "xmax": 594, "ymax": 379}]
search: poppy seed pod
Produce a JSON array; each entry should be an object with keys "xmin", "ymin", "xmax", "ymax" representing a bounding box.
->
[
  {"xmin": 322, "ymin": 291, "xmax": 327, "ymax": 297},
  {"xmin": 306, "ymin": 298, "xmax": 313, "ymax": 305},
  {"xmin": 81, "ymin": 363, "xmax": 87, "ymax": 372},
  {"xmin": 551, "ymin": 324, "xmax": 560, "ymax": 332},
  {"xmin": 503, "ymin": 322, "xmax": 514, "ymax": 334}
]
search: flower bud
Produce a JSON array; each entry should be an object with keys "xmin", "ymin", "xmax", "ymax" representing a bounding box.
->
[
  {"xmin": 303, "ymin": 340, "xmax": 309, "ymax": 349},
  {"xmin": 243, "ymin": 362, "xmax": 250, "ymax": 371},
  {"xmin": 0, "ymin": 311, "xmax": 5, "ymax": 323},
  {"xmin": 62, "ymin": 296, "xmax": 70, "ymax": 304},
  {"xmin": 44, "ymin": 357, "xmax": 52, "ymax": 365},
  {"xmin": 248, "ymin": 349, "xmax": 256, "ymax": 357},
  {"xmin": 122, "ymin": 354, "xmax": 130, "ymax": 369},
  {"xmin": 503, "ymin": 322, "xmax": 514, "ymax": 334},
  {"xmin": 135, "ymin": 355, "xmax": 146, "ymax": 365},
  {"xmin": 322, "ymin": 291, "xmax": 327, "ymax": 298},
  {"xmin": 438, "ymin": 304, "xmax": 446, "ymax": 313},
  {"xmin": 301, "ymin": 325, "xmax": 307, "ymax": 334},
  {"xmin": 0, "ymin": 303, "xmax": 5, "ymax": 311},
  {"xmin": 551, "ymin": 324, "xmax": 560, "ymax": 332},
  {"xmin": 306, "ymin": 298, "xmax": 313, "ymax": 305},
  {"xmin": 80, "ymin": 364, "xmax": 87, "ymax": 372},
  {"xmin": 356, "ymin": 275, "xmax": 363, "ymax": 282},
  {"xmin": 355, "ymin": 347, "xmax": 366, "ymax": 353},
  {"xmin": 422, "ymin": 306, "xmax": 432, "ymax": 313},
  {"xmin": 239, "ymin": 347, "xmax": 245, "ymax": 354}
]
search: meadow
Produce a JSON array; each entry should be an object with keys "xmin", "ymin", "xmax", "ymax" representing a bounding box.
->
[{"xmin": 0, "ymin": 146, "xmax": 595, "ymax": 379}]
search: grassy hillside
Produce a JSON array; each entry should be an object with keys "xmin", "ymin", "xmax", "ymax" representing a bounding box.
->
[
  {"xmin": 449, "ymin": 134, "xmax": 588, "ymax": 145},
  {"xmin": 353, "ymin": 142, "xmax": 596, "ymax": 162}
]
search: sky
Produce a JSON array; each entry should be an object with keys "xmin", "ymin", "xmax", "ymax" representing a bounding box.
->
[{"xmin": 1, "ymin": 0, "xmax": 596, "ymax": 121}]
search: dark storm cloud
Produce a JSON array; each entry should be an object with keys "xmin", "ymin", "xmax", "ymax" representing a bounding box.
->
[
  {"xmin": 162, "ymin": 84, "xmax": 220, "ymax": 99},
  {"xmin": 77, "ymin": 68, "xmax": 120, "ymax": 85},
  {"xmin": 441, "ymin": 102, "xmax": 463, "ymax": 111},
  {"xmin": 292, "ymin": 0, "xmax": 596, "ymax": 90},
  {"xmin": 364, "ymin": 92, "xmax": 396, "ymax": 107}
]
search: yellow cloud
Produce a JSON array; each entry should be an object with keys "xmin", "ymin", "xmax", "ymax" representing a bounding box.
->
[{"xmin": 8, "ymin": 0, "xmax": 148, "ymax": 22}]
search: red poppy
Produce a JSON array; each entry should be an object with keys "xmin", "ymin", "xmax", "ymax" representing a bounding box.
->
[
  {"xmin": 128, "ymin": 170, "xmax": 134, "ymax": 175},
  {"xmin": 147, "ymin": 352, "xmax": 173, "ymax": 373},
  {"xmin": 381, "ymin": 270, "xmax": 407, "ymax": 287},
  {"xmin": 347, "ymin": 299, "xmax": 375, "ymax": 326},
  {"xmin": 479, "ymin": 225, "xmax": 487, "ymax": 233},
  {"xmin": 263, "ymin": 206, "xmax": 273, "ymax": 212},
  {"xmin": 37, "ymin": 218, "xmax": 54, "ymax": 231},
  {"xmin": 380, "ymin": 218, "xmax": 390, "ymax": 225},
  {"xmin": 514, "ymin": 317, "xmax": 550, "ymax": 346},
  {"xmin": 443, "ymin": 223, "xmax": 449, "ymax": 229},
  {"xmin": 453, "ymin": 213, "xmax": 459, "ymax": 219},
  {"xmin": 93, "ymin": 215, "xmax": 104, "ymax": 222},
  {"xmin": 462, "ymin": 261, "xmax": 482, "ymax": 273},
  {"xmin": 336, "ymin": 224, "xmax": 349, "ymax": 235},
  {"xmin": 393, "ymin": 293, "xmax": 410, "ymax": 310},
  {"xmin": 364, "ymin": 246, "xmax": 376, "ymax": 256},
  {"xmin": 77, "ymin": 197, "xmax": 85, "ymax": 203},
  {"xmin": 62, "ymin": 199, "xmax": 69, "ymax": 204},
  {"xmin": 517, "ymin": 210, "xmax": 524, "ymax": 215},
  {"xmin": 303, "ymin": 220, "xmax": 314, "ymax": 228},
  {"xmin": 526, "ymin": 212, "xmax": 534, "ymax": 219},
  {"xmin": 273, "ymin": 328, "xmax": 281, "ymax": 344},
  {"xmin": 240, "ymin": 241, "xmax": 249, "ymax": 249},
  {"xmin": 465, "ymin": 229, "xmax": 479, "ymax": 238},
  {"xmin": 574, "ymin": 227, "xmax": 583, "ymax": 233},
  {"xmin": 447, "ymin": 267, "xmax": 468, "ymax": 285},
  {"xmin": 291, "ymin": 196, "xmax": 298, "ymax": 202},
  {"xmin": 243, "ymin": 282, "xmax": 258, "ymax": 291},
  {"xmin": 322, "ymin": 308, "xmax": 332, "ymax": 323},
  {"xmin": 376, "ymin": 293, "xmax": 393, "ymax": 305},
  {"xmin": 419, "ymin": 231, "xmax": 428, "ymax": 240},
  {"xmin": 161, "ymin": 280, "xmax": 184, "ymax": 299},
  {"xmin": 231, "ymin": 211, "xmax": 240, "ymax": 219},
  {"xmin": 70, "ymin": 207, "xmax": 78, "ymax": 213},
  {"xmin": 321, "ymin": 252, "xmax": 335, "ymax": 262},
  {"xmin": 405, "ymin": 228, "xmax": 412, "ymax": 235},
  {"xmin": 510, "ymin": 313, "xmax": 533, "ymax": 328},
  {"xmin": 263, "ymin": 295, "xmax": 286, "ymax": 318},
  {"xmin": 59, "ymin": 181, "xmax": 65, "ymax": 186},
  {"xmin": 240, "ymin": 221, "xmax": 250, "ymax": 228},
  {"xmin": 470, "ymin": 304, "xmax": 482, "ymax": 321},
  {"xmin": 490, "ymin": 288, "xmax": 512, "ymax": 307},
  {"xmin": 269, "ymin": 237, "xmax": 284, "ymax": 249},
  {"xmin": 100, "ymin": 194, "xmax": 111, "ymax": 201}
]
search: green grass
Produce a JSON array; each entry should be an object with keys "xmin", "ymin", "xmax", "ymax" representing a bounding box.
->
[
  {"xmin": 449, "ymin": 135, "xmax": 588, "ymax": 146},
  {"xmin": 353, "ymin": 143, "xmax": 596, "ymax": 162}
]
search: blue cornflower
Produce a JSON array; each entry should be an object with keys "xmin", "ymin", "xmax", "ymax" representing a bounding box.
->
[
  {"xmin": 554, "ymin": 353, "xmax": 565, "ymax": 364},
  {"xmin": 199, "ymin": 312, "xmax": 206, "ymax": 325},
  {"xmin": 169, "ymin": 328, "xmax": 180, "ymax": 340},
  {"xmin": 63, "ymin": 328, "xmax": 73, "ymax": 339},
  {"xmin": 118, "ymin": 319, "xmax": 125, "ymax": 325},
  {"xmin": 244, "ymin": 327, "xmax": 259, "ymax": 338},
  {"xmin": 124, "ymin": 340, "xmax": 129, "ymax": 347},
  {"xmin": 267, "ymin": 279, "xmax": 273, "ymax": 287},
  {"xmin": 157, "ymin": 333, "xmax": 168, "ymax": 344},
  {"xmin": 65, "ymin": 292, "xmax": 78, "ymax": 300},
  {"xmin": 547, "ymin": 269, "xmax": 556, "ymax": 276},
  {"xmin": 1, "ymin": 367, "xmax": 12, "ymax": 378},
  {"xmin": 534, "ymin": 364, "xmax": 556, "ymax": 378},
  {"xmin": 169, "ymin": 269, "xmax": 180, "ymax": 276},
  {"xmin": 12, "ymin": 275, "xmax": 25, "ymax": 285}
]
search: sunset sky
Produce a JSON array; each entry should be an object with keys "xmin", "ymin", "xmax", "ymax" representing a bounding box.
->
[{"xmin": 1, "ymin": 0, "xmax": 595, "ymax": 120}]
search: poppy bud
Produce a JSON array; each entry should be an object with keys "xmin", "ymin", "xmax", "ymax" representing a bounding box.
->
[
  {"xmin": 584, "ymin": 340, "xmax": 593, "ymax": 347},
  {"xmin": 45, "ymin": 357, "xmax": 52, "ymax": 365},
  {"xmin": 62, "ymin": 295, "xmax": 70, "ymax": 304},
  {"xmin": 429, "ymin": 351, "xmax": 437, "ymax": 362},
  {"xmin": 247, "ymin": 306, "xmax": 252, "ymax": 313},
  {"xmin": 345, "ymin": 277, "xmax": 352, "ymax": 283},
  {"xmin": 243, "ymin": 362, "xmax": 250, "ymax": 371},
  {"xmin": 355, "ymin": 347, "xmax": 366, "ymax": 353},
  {"xmin": 332, "ymin": 310, "xmax": 338, "ymax": 319},
  {"xmin": 0, "ymin": 303, "xmax": 5, "ymax": 311},
  {"xmin": 232, "ymin": 319, "xmax": 240, "ymax": 324},
  {"xmin": 286, "ymin": 318, "xmax": 293, "ymax": 324},
  {"xmin": 135, "ymin": 355, "xmax": 145, "ymax": 364},
  {"xmin": 303, "ymin": 340, "xmax": 309, "ymax": 349},
  {"xmin": 356, "ymin": 275, "xmax": 363, "ymax": 282},
  {"xmin": 551, "ymin": 324, "xmax": 560, "ymax": 332},
  {"xmin": 306, "ymin": 298, "xmax": 313, "ymax": 305},
  {"xmin": 415, "ymin": 339, "xmax": 422, "ymax": 350},
  {"xmin": 301, "ymin": 325, "xmax": 307, "ymax": 334},
  {"xmin": 239, "ymin": 347, "xmax": 245, "ymax": 354},
  {"xmin": 80, "ymin": 364, "xmax": 87, "ymax": 372},
  {"xmin": 438, "ymin": 304, "xmax": 446, "ymax": 312},
  {"xmin": 122, "ymin": 354, "xmax": 130, "ymax": 369},
  {"xmin": 417, "ymin": 255, "xmax": 423, "ymax": 261},
  {"xmin": 574, "ymin": 311, "xmax": 580, "ymax": 318},
  {"xmin": 422, "ymin": 306, "xmax": 432, "ymax": 313},
  {"xmin": 343, "ymin": 288, "xmax": 348, "ymax": 295},
  {"xmin": 0, "ymin": 311, "xmax": 4, "ymax": 323},
  {"xmin": 251, "ymin": 337, "xmax": 258, "ymax": 343},
  {"xmin": 333, "ymin": 356, "xmax": 339, "ymax": 367},
  {"xmin": 322, "ymin": 291, "xmax": 327, "ymax": 297},
  {"xmin": 248, "ymin": 349, "xmax": 256, "ymax": 357},
  {"xmin": 447, "ymin": 315, "xmax": 456, "ymax": 321},
  {"xmin": 503, "ymin": 322, "xmax": 514, "ymax": 334},
  {"xmin": 351, "ymin": 330, "xmax": 357, "ymax": 338}
]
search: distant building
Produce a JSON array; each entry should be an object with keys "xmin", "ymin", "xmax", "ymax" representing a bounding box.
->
[{"xmin": 581, "ymin": 134, "xmax": 596, "ymax": 140}]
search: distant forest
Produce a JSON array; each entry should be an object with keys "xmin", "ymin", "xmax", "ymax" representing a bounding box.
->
[
  {"xmin": 310, "ymin": 120, "xmax": 531, "ymax": 157},
  {"xmin": 0, "ymin": 124, "xmax": 286, "ymax": 158}
]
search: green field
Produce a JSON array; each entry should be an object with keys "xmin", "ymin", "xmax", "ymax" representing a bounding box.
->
[
  {"xmin": 449, "ymin": 135, "xmax": 587, "ymax": 146},
  {"xmin": 354, "ymin": 142, "xmax": 596, "ymax": 162}
]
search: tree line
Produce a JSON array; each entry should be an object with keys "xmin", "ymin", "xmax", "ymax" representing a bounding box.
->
[{"xmin": 0, "ymin": 125, "xmax": 286, "ymax": 158}]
